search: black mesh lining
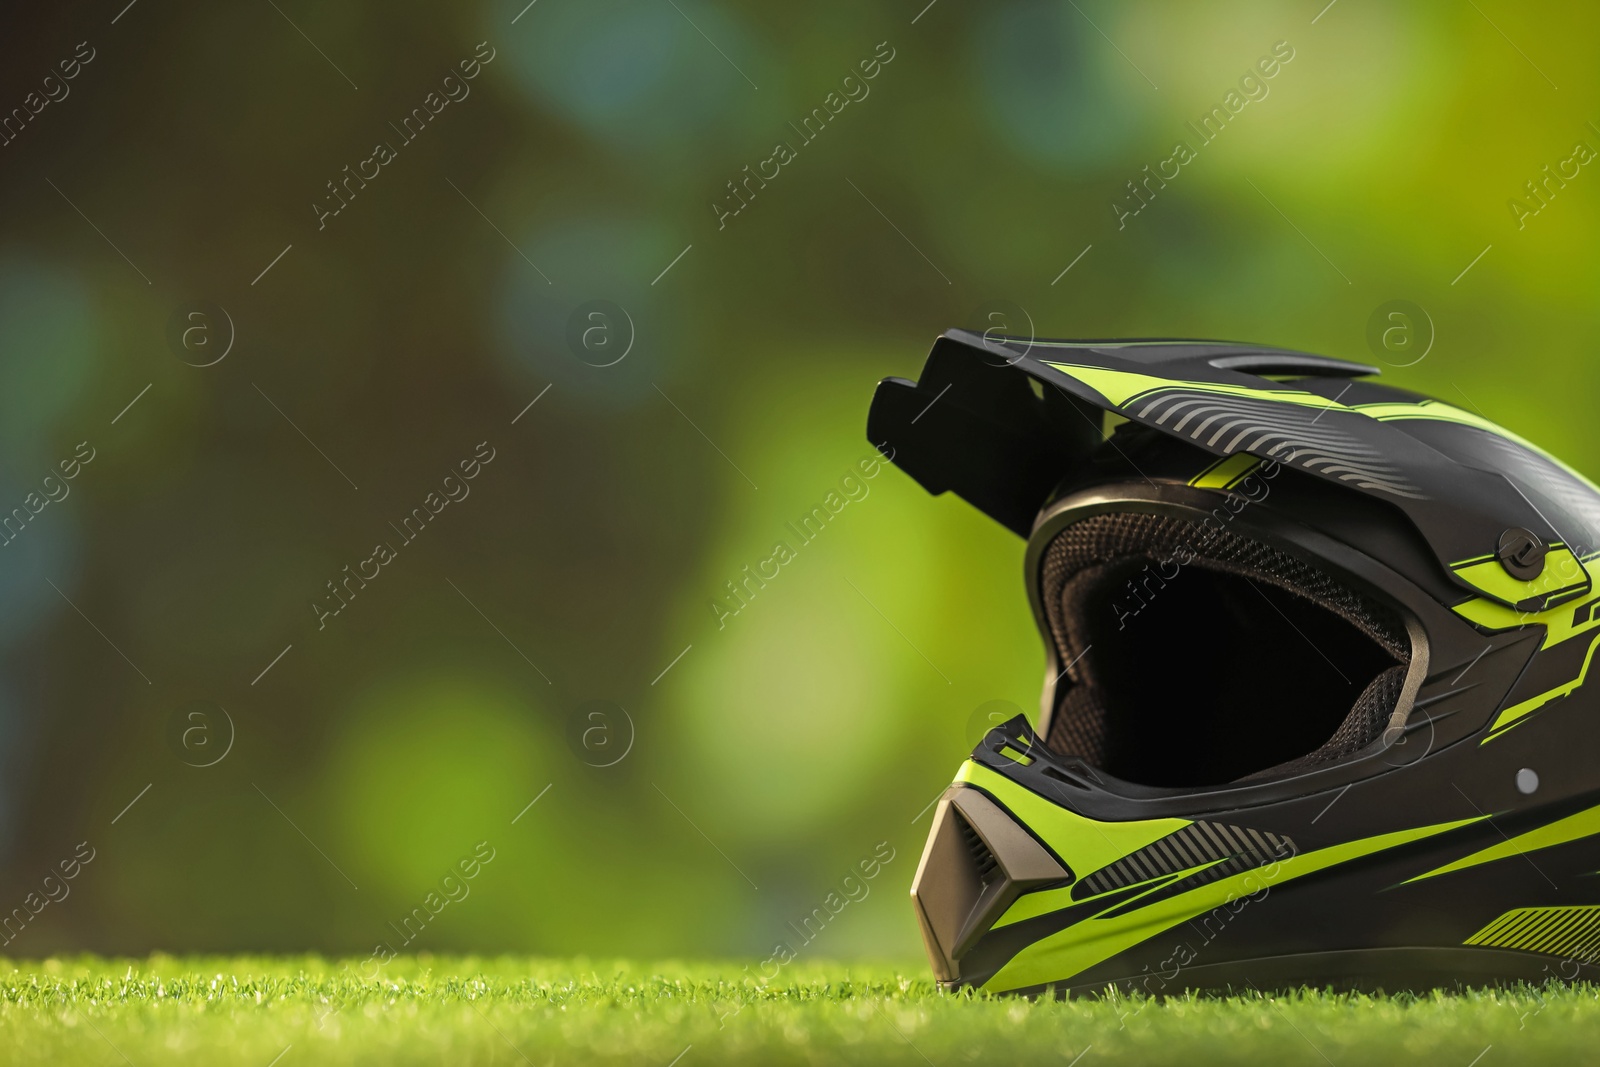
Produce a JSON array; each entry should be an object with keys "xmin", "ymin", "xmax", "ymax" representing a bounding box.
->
[
  {"xmin": 1238, "ymin": 664, "xmax": 1410, "ymax": 781},
  {"xmin": 1039, "ymin": 512, "xmax": 1410, "ymax": 787}
]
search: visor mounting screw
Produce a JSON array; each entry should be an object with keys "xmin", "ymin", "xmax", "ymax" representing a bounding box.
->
[
  {"xmin": 1497, "ymin": 528, "xmax": 1547, "ymax": 581},
  {"xmin": 1516, "ymin": 767, "xmax": 1540, "ymax": 795}
]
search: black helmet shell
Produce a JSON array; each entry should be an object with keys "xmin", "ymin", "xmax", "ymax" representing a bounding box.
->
[{"xmin": 874, "ymin": 331, "xmax": 1600, "ymax": 994}]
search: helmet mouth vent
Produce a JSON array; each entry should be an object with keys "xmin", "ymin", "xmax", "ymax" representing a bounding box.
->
[
  {"xmin": 957, "ymin": 815, "xmax": 1001, "ymax": 886},
  {"xmin": 1038, "ymin": 511, "xmax": 1411, "ymax": 788}
]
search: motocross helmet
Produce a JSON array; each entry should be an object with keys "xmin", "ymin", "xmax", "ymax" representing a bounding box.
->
[{"xmin": 872, "ymin": 330, "xmax": 1600, "ymax": 994}]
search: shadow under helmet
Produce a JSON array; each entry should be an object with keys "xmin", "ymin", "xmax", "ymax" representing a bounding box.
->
[{"xmin": 871, "ymin": 330, "xmax": 1600, "ymax": 994}]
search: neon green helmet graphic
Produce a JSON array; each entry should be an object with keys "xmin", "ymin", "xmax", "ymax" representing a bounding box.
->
[{"xmin": 871, "ymin": 331, "xmax": 1600, "ymax": 993}]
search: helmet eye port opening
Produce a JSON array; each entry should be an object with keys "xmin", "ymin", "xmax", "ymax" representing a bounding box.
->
[{"xmin": 1036, "ymin": 511, "xmax": 1413, "ymax": 790}]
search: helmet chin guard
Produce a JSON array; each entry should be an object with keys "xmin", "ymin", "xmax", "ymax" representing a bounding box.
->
[{"xmin": 877, "ymin": 331, "xmax": 1600, "ymax": 994}]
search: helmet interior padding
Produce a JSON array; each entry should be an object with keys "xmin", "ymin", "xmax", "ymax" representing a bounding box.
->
[{"xmin": 1038, "ymin": 512, "xmax": 1411, "ymax": 787}]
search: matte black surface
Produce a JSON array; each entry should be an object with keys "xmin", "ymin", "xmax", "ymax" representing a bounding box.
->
[{"xmin": 879, "ymin": 332, "xmax": 1600, "ymax": 994}]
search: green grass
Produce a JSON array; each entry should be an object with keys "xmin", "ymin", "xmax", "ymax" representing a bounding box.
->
[{"xmin": 2, "ymin": 956, "xmax": 1599, "ymax": 1065}]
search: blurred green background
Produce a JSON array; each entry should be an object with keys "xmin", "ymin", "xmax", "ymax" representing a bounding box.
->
[{"xmin": 0, "ymin": 0, "xmax": 1594, "ymax": 963}]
